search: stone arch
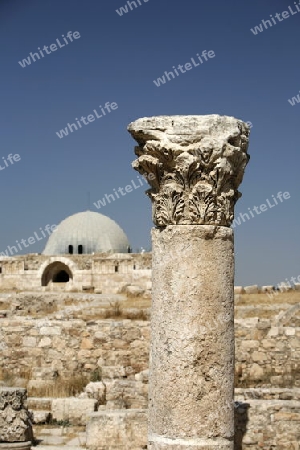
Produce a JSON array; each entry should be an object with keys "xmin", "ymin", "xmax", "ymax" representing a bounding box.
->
[
  {"xmin": 38, "ymin": 257, "xmax": 78, "ymax": 279},
  {"xmin": 41, "ymin": 261, "xmax": 73, "ymax": 286}
]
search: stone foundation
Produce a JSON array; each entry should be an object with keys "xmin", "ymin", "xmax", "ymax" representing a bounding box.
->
[
  {"xmin": 86, "ymin": 409, "xmax": 147, "ymax": 450},
  {"xmin": 0, "ymin": 443, "xmax": 32, "ymax": 450}
]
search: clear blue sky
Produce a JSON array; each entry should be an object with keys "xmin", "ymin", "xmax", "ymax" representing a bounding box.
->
[{"xmin": 0, "ymin": 0, "xmax": 299, "ymax": 286}]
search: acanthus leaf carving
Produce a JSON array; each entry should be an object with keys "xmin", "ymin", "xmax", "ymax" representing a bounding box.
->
[{"xmin": 128, "ymin": 116, "xmax": 250, "ymax": 227}]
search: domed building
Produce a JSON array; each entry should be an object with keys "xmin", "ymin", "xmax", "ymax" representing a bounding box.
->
[
  {"xmin": 0, "ymin": 211, "xmax": 151, "ymax": 292},
  {"xmin": 43, "ymin": 211, "xmax": 130, "ymax": 255}
]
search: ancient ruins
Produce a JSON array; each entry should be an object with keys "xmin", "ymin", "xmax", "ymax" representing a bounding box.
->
[{"xmin": 0, "ymin": 116, "xmax": 299, "ymax": 449}]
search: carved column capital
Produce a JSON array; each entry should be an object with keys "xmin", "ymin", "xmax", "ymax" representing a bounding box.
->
[
  {"xmin": 0, "ymin": 387, "xmax": 33, "ymax": 444},
  {"xmin": 128, "ymin": 115, "xmax": 250, "ymax": 227}
]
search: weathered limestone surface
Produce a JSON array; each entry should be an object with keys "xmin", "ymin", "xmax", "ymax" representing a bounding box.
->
[
  {"xmin": 51, "ymin": 398, "xmax": 97, "ymax": 425},
  {"xmin": 129, "ymin": 115, "xmax": 250, "ymax": 227},
  {"xmin": 149, "ymin": 226, "xmax": 234, "ymax": 449},
  {"xmin": 86, "ymin": 409, "xmax": 147, "ymax": 450},
  {"xmin": 0, "ymin": 387, "xmax": 33, "ymax": 444}
]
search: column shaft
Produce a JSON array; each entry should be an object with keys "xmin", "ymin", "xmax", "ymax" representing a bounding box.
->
[{"xmin": 148, "ymin": 225, "xmax": 234, "ymax": 450}]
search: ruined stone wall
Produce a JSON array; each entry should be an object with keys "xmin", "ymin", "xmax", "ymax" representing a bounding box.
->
[
  {"xmin": 235, "ymin": 388, "xmax": 300, "ymax": 448},
  {"xmin": 235, "ymin": 319, "xmax": 300, "ymax": 388},
  {"xmin": 1, "ymin": 317, "xmax": 300, "ymax": 388},
  {"xmin": 0, "ymin": 318, "xmax": 149, "ymax": 389},
  {"xmin": 1, "ymin": 316, "xmax": 300, "ymax": 448}
]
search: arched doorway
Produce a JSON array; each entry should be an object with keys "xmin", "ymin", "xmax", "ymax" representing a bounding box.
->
[
  {"xmin": 53, "ymin": 270, "xmax": 70, "ymax": 283},
  {"xmin": 41, "ymin": 262, "xmax": 73, "ymax": 286}
]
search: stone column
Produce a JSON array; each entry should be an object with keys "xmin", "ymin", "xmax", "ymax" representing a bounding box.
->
[
  {"xmin": 0, "ymin": 388, "xmax": 33, "ymax": 450},
  {"xmin": 128, "ymin": 116, "xmax": 250, "ymax": 450}
]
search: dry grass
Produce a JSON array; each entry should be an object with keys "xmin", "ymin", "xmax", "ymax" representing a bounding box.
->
[
  {"xmin": 236, "ymin": 308, "xmax": 283, "ymax": 320},
  {"xmin": 14, "ymin": 294, "xmax": 151, "ymax": 320},
  {"xmin": 121, "ymin": 296, "xmax": 151, "ymax": 309},
  {"xmin": 0, "ymin": 367, "xmax": 96, "ymax": 398},
  {"xmin": 0, "ymin": 301, "xmax": 10, "ymax": 310},
  {"xmin": 0, "ymin": 368, "xmax": 32, "ymax": 387},
  {"xmin": 236, "ymin": 291, "xmax": 300, "ymax": 306},
  {"xmin": 27, "ymin": 375, "xmax": 89, "ymax": 398},
  {"xmin": 30, "ymin": 302, "xmax": 59, "ymax": 317},
  {"xmin": 104, "ymin": 301, "xmax": 122, "ymax": 318},
  {"xmin": 235, "ymin": 291, "xmax": 300, "ymax": 320},
  {"xmin": 102, "ymin": 301, "xmax": 149, "ymax": 320},
  {"xmin": 124, "ymin": 310, "xmax": 149, "ymax": 320}
]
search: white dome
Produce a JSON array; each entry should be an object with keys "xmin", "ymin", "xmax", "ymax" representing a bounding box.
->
[{"xmin": 43, "ymin": 211, "xmax": 130, "ymax": 255}]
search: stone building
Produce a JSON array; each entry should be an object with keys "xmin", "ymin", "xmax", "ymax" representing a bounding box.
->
[{"xmin": 0, "ymin": 211, "xmax": 151, "ymax": 293}]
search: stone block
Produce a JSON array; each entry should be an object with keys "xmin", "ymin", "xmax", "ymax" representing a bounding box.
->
[
  {"xmin": 261, "ymin": 339, "xmax": 276, "ymax": 349},
  {"xmin": 249, "ymin": 363, "xmax": 264, "ymax": 381},
  {"xmin": 80, "ymin": 338, "xmax": 93, "ymax": 349},
  {"xmin": 240, "ymin": 340, "xmax": 258, "ymax": 350},
  {"xmin": 105, "ymin": 379, "xmax": 148, "ymax": 410},
  {"xmin": 31, "ymin": 410, "xmax": 51, "ymax": 424},
  {"xmin": 27, "ymin": 397, "xmax": 52, "ymax": 410},
  {"xmin": 100, "ymin": 365, "xmax": 126, "ymax": 379},
  {"xmin": 86, "ymin": 409, "xmax": 147, "ymax": 449},
  {"xmin": 145, "ymin": 281, "xmax": 152, "ymax": 290},
  {"xmin": 126, "ymin": 285, "xmax": 144, "ymax": 297},
  {"xmin": 135, "ymin": 369, "xmax": 149, "ymax": 383},
  {"xmin": 51, "ymin": 398, "xmax": 97, "ymax": 425},
  {"xmin": 234, "ymin": 286, "xmax": 244, "ymax": 294},
  {"xmin": 252, "ymin": 351, "xmax": 267, "ymax": 362},
  {"xmin": 38, "ymin": 337, "xmax": 52, "ymax": 347},
  {"xmin": 22, "ymin": 337, "xmax": 37, "ymax": 347},
  {"xmin": 82, "ymin": 286, "xmax": 94, "ymax": 291},
  {"xmin": 285, "ymin": 327, "xmax": 296, "ymax": 336},
  {"xmin": 39, "ymin": 326, "xmax": 61, "ymax": 336},
  {"xmin": 261, "ymin": 285, "xmax": 274, "ymax": 293},
  {"xmin": 244, "ymin": 285, "xmax": 259, "ymax": 294},
  {"xmin": 80, "ymin": 382, "xmax": 106, "ymax": 405},
  {"xmin": 0, "ymin": 443, "xmax": 32, "ymax": 449},
  {"xmin": 268, "ymin": 327, "xmax": 279, "ymax": 337}
]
